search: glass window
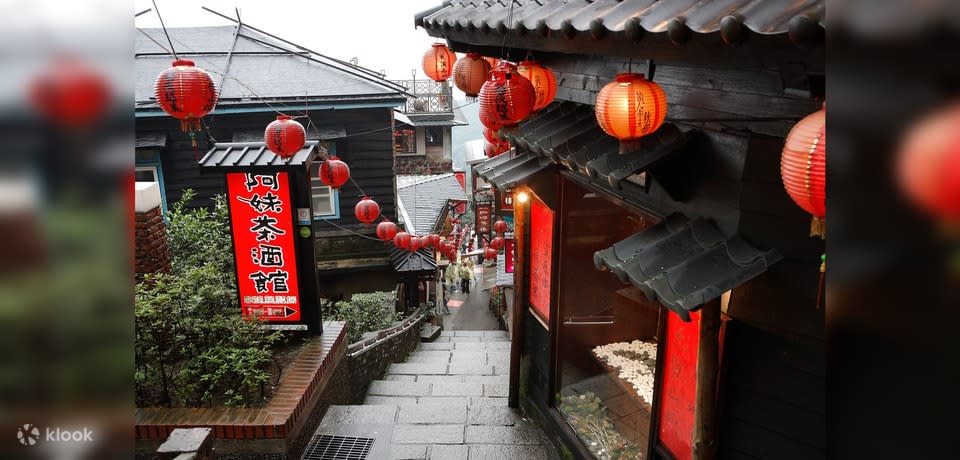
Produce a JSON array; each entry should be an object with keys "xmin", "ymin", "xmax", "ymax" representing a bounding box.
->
[
  {"xmin": 394, "ymin": 128, "xmax": 417, "ymax": 154},
  {"xmin": 309, "ymin": 162, "xmax": 339, "ymax": 218},
  {"xmin": 425, "ymin": 126, "xmax": 443, "ymax": 147},
  {"xmin": 555, "ymin": 179, "xmax": 662, "ymax": 459},
  {"xmin": 135, "ymin": 166, "xmax": 158, "ymax": 183}
]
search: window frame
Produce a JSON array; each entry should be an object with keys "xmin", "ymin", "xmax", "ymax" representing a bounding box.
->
[
  {"xmin": 311, "ymin": 143, "xmax": 341, "ymax": 220},
  {"xmin": 134, "ymin": 152, "xmax": 167, "ymax": 213}
]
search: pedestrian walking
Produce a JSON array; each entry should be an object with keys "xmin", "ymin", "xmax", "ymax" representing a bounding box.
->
[
  {"xmin": 459, "ymin": 260, "xmax": 473, "ymax": 294},
  {"xmin": 445, "ymin": 261, "xmax": 459, "ymax": 294}
]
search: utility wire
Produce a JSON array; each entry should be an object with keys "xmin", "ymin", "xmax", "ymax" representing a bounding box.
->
[{"xmin": 151, "ymin": 0, "xmax": 178, "ymax": 60}]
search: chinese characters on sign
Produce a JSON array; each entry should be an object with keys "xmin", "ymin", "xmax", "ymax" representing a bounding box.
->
[
  {"xmin": 227, "ymin": 172, "xmax": 301, "ymax": 322},
  {"xmin": 476, "ymin": 203, "xmax": 491, "ymax": 239},
  {"xmin": 529, "ymin": 197, "xmax": 553, "ymax": 327}
]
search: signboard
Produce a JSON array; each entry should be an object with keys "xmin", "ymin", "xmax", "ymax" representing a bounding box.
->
[
  {"xmin": 499, "ymin": 190, "xmax": 513, "ymax": 212},
  {"xmin": 528, "ymin": 197, "xmax": 553, "ymax": 327},
  {"xmin": 504, "ymin": 234, "xmax": 515, "ymax": 273},
  {"xmin": 658, "ymin": 310, "xmax": 700, "ymax": 460},
  {"xmin": 226, "ymin": 172, "xmax": 301, "ymax": 322},
  {"xmin": 476, "ymin": 203, "xmax": 491, "ymax": 236},
  {"xmin": 296, "ymin": 208, "xmax": 311, "ymax": 225}
]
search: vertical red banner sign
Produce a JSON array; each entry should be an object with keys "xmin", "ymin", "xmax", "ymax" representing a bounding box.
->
[
  {"xmin": 658, "ymin": 310, "xmax": 700, "ymax": 460},
  {"xmin": 528, "ymin": 197, "xmax": 553, "ymax": 327},
  {"xmin": 504, "ymin": 235, "xmax": 514, "ymax": 273},
  {"xmin": 226, "ymin": 172, "xmax": 301, "ymax": 322},
  {"xmin": 476, "ymin": 203, "xmax": 491, "ymax": 236}
]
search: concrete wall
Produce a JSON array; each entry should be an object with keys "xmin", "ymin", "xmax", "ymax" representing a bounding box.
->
[{"xmin": 346, "ymin": 313, "xmax": 425, "ymax": 403}]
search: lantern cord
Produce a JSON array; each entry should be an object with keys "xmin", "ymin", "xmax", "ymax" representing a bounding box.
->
[
  {"xmin": 500, "ymin": 0, "xmax": 517, "ymax": 61},
  {"xmin": 151, "ymin": 0, "xmax": 179, "ymax": 60}
]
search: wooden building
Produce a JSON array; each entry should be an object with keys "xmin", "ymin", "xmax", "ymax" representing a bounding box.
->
[
  {"xmin": 392, "ymin": 79, "xmax": 467, "ymax": 174},
  {"xmin": 135, "ymin": 23, "xmax": 410, "ymax": 299},
  {"xmin": 418, "ymin": 0, "xmax": 824, "ymax": 459}
]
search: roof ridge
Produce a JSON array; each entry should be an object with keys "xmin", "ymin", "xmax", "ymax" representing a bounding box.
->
[{"xmin": 397, "ymin": 173, "xmax": 455, "ymax": 189}]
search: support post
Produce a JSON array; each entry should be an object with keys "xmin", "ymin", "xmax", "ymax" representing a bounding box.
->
[{"xmin": 693, "ymin": 299, "xmax": 721, "ymax": 460}]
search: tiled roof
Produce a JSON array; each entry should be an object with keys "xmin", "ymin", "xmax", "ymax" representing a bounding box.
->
[
  {"xmin": 390, "ymin": 247, "xmax": 437, "ymax": 273},
  {"xmin": 198, "ymin": 141, "xmax": 322, "ymax": 171},
  {"xmin": 135, "ymin": 26, "xmax": 408, "ymax": 108},
  {"xmin": 396, "ymin": 174, "xmax": 467, "ymax": 236},
  {"xmin": 475, "ymin": 152, "xmax": 553, "ymax": 190},
  {"xmin": 594, "ymin": 213, "xmax": 782, "ymax": 321}
]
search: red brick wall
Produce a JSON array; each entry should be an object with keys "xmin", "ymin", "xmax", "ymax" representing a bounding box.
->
[{"xmin": 135, "ymin": 207, "xmax": 170, "ymax": 278}]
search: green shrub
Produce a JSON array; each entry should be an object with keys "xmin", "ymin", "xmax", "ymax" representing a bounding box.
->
[{"xmin": 323, "ymin": 291, "xmax": 396, "ymax": 343}]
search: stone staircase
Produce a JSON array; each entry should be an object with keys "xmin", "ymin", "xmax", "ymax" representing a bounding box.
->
[{"xmin": 310, "ymin": 330, "xmax": 557, "ymax": 460}]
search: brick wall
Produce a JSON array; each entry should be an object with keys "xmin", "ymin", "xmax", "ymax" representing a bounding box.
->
[
  {"xmin": 394, "ymin": 156, "xmax": 453, "ymax": 175},
  {"xmin": 136, "ymin": 322, "xmax": 349, "ymax": 460},
  {"xmin": 346, "ymin": 313, "xmax": 425, "ymax": 403},
  {"xmin": 135, "ymin": 206, "xmax": 171, "ymax": 279}
]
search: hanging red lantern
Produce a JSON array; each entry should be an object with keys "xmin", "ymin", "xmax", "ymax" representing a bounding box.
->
[
  {"xmin": 595, "ymin": 73, "xmax": 668, "ymax": 154},
  {"xmin": 483, "ymin": 56, "xmax": 500, "ymax": 69},
  {"xmin": 394, "ymin": 231, "xmax": 411, "ymax": 249},
  {"xmin": 478, "ymin": 65, "xmax": 535, "ymax": 130},
  {"xmin": 409, "ymin": 237, "xmax": 423, "ymax": 252},
  {"xmin": 484, "ymin": 140, "xmax": 511, "ymax": 158},
  {"xmin": 355, "ymin": 196, "xmax": 380, "ymax": 224},
  {"xmin": 376, "ymin": 220, "xmax": 398, "ymax": 242},
  {"xmin": 154, "ymin": 59, "xmax": 218, "ymax": 135},
  {"xmin": 897, "ymin": 103, "xmax": 960, "ymax": 223},
  {"xmin": 517, "ymin": 60, "xmax": 557, "ymax": 112},
  {"xmin": 29, "ymin": 55, "xmax": 111, "ymax": 128},
  {"xmin": 484, "ymin": 245, "xmax": 498, "ymax": 261},
  {"xmin": 264, "ymin": 115, "xmax": 306, "ymax": 158},
  {"xmin": 319, "ymin": 156, "xmax": 351, "ymax": 189},
  {"xmin": 453, "ymin": 53, "xmax": 491, "ymax": 98},
  {"xmin": 429, "ymin": 234, "xmax": 441, "ymax": 249},
  {"xmin": 493, "ymin": 219, "xmax": 508, "ymax": 234},
  {"xmin": 422, "ymin": 43, "xmax": 457, "ymax": 82},
  {"xmin": 781, "ymin": 105, "xmax": 826, "ymax": 238},
  {"xmin": 483, "ymin": 127, "xmax": 502, "ymax": 144},
  {"xmin": 490, "ymin": 236, "xmax": 504, "ymax": 250}
]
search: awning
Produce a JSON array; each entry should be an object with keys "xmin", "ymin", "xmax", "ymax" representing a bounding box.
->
[
  {"xmin": 198, "ymin": 141, "xmax": 323, "ymax": 172},
  {"xmin": 390, "ymin": 247, "xmax": 437, "ymax": 273},
  {"xmin": 394, "ymin": 111, "xmax": 468, "ymax": 127},
  {"xmin": 594, "ymin": 213, "xmax": 782, "ymax": 321},
  {"xmin": 475, "ymin": 152, "xmax": 554, "ymax": 190},
  {"xmin": 500, "ymin": 101, "xmax": 686, "ymax": 190}
]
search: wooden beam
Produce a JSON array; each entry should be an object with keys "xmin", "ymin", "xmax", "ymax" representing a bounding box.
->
[
  {"xmin": 508, "ymin": 187, "xmax": 529, "ymax": 408},
  {"xmin": 694, "ymin": 300, "xmax": 721, "ymax": 460}
]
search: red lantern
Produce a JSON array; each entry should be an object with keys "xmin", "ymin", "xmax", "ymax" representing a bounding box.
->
[
  {"xmin": 154, "ymin": 59, "xmax": 218, "ymax": 133},
  {"xmin": 320, "ymin": 156, "xmax": 351, "ymax": 189},
  {"xmin": 897, "ymin": 103, "xmax": 960, "ymax": 223},
  {"xmin": 781, "ymin": 105, "xmax": 826, "ymax": 238},
  {"xmin": 453, "ymin": 53, "xmax": 491, "ymax": 98},
  {"xmin": 483, "ymin": 127, "xmax": 502, "ymax": 144},
  {"xmin": 484, "ymin": 245, "xmax": 498, "ymax": 261},
  {"xmin": 484, "ymin": 140, "xmax": 511, "ymax": 158},
  {"xmin": 429, "ymin": 234, "xmax": 441, "ymax": 248},
  {"xmin": 376, "ymin": 220, "xmax": 398, "ymax": 242},
  {"xmin": 29, "ymin": 55, "xmax": 110, "ymax": 128},
  {"xmin": 394, "ymin": 231, "xmax": 411, "ymax": 249},
  {"xmin": 490, "ymin": 236, "xmax": 504, "ymax": 250},
  {"xmin": 422, "ymin": 43, "xmax": 457, "ymax": 82},
  {"xmin": 493, "ymin": 219, "xmax": 508, "ymax": 234},
  {"xmin": 355, "ymin": 196, "xmax": 380, "ymax": 224},
  {"xmin": 517, "ymin": 60, "xmax": 557, "ymax": 112},
  {"xmin": 409, "ymin": 237, "xmax": 423, "ymax": 252},
  {"xmin": 595, "ymin": 73, "xmax": 668, "ymax": 154},
  {"xmin": 478, "ymin": 65, "xmax": 535, "ymax": 130},
  {"xmin": 264, "ymin": 115, "xmax": 306, "ymax": 158},
  {"xmin": 483, "ymin": 56, "xmax": 500, "ymax": 69}
]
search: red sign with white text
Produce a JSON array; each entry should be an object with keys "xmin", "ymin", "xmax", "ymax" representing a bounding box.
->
[
  {"xmin": 476, "ymin": 203, "xmax": 491, "ymax": 236},
  {"xmin": 528, "ymin": 197, "xmax": 552, "ymax": 326},
  {"xmin": 504, "ymin": 235, "xmax": 514, "ymax": 273},
  {"xmin": 500, "ymin": 190, "xmax": 513, "ymax": 211},
  {"xmin": 227, "ymin": 172, "xmax": 301, "ymax": 322}
]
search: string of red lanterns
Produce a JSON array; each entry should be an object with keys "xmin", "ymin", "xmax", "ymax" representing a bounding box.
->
[
  {"xmin": 319, "ymin": 156, "xmax": 351, "ymax": 189},
  {"xmin": 493, "ymin": 219, "xmax": 508, "ymax": 234},
  {"xmin": 153, "ymin": 59, "xmax": 218, "ymax": 146},
  {"xmin": 264, "ymin": 115, "xmax": 306, "ymax": 158},
  {"xmin": 354, "ymin": 196, "xmax": 381, "ymax": 225}
]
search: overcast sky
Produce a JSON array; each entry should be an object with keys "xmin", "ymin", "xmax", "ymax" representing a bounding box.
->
[{"xmin": 134, "ymin": 0, "xmax": 443, "ymax": 81}]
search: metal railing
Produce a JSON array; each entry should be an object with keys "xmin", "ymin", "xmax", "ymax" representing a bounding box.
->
[{"xmin": 392, "ymin": 79, "xmax": 453, "ymax": 113}]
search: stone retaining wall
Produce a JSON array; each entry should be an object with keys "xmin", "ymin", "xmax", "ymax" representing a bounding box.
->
[
  {"xmin": 135, "ymin": 322, "xmax": 349, "ymax": 460},
  {"xmin": 346, "ymin": 313, "xmax": 424, "ymax": 403}
]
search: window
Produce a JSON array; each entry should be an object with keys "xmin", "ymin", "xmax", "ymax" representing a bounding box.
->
[
  {"xmin": 425, "ymin": 126, "xmax": 443, "ymax": 155},
  {"xmin": 134, "ymin": 157, "xmax": 167, "ymax": 213},
  {"xmin": 394, "ymin": 128, "xmax": 417, "ymax": 154},
  {"xmin": 135, "ymin": 166, "xmax": 158, "ymax": 183},
  {"xmin": 310, "ymin": 159, "xmax": 340, "ymax": 219}
]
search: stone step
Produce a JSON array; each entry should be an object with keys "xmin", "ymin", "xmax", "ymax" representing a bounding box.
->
[
  {"xmin": 438, "ymin": 330, "xmax": 509, "ymax": 339},
  {"xmin": 319, "ymin": 404, "xmax": 398, "ymax": 426},
  {"xmin": 367, "ymin": 380, "xmax": 514, "ymax": 399}
]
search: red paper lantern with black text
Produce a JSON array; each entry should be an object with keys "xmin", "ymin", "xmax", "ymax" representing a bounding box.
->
[
  {"xmin": 781, "ymin": 105, "xmax": 826, "ymax": 238},
  {"xmin": 409, "ymin": 237, "xmax": 423, "ymax": 252},
  {"xmin": 493, "ymin": 219, "xmax": 508, "ymax": 234},
  {"xmin": 453, "ymin": 53, "xmax": 491, "ymax": 98},
  {"xmin": 478, "ymin": 65, "xmax": 535, "ymax": 130},
  {"xmin": 154, "ymin": 59, "xmax": 218, "ymax": 134},
  {"xmin": 319, "ymin": 156, "xmax": 350, "ymax": 189},
  {"xmin": 484, "ymin": 245, "xmax": 498, "ymax": 261},
  {"xmin": 483, "ymin": 127, "xmax": 502, "ymax": 144},
  {"xmin": 484, "ymin": 140, "xmax": 511, "ymax": 158},
  {"xmin": 595, "ymin": 73, "xmax": 667, "ymax": 154},
  {"xmin": 394, "ymin": 231, "xmax": 411, "ymax": 250},
  {"xmin": 355, "ymin": 196, "xmax": 380, "ymax": 224},
  {"xmin": 376, "ymin": 220, "xmax": 398, "ymax": 242},
  {"xmin": 490, "ymin": 236, "xmax": 504, "ymax": 250},
  {"xmin": 430, "ymin": 234, "xmax": 442, "ymax": 249},
  {"xmin": 29, "ymin": 55, "xmax": 111, "ymax": 128},
  {"xmin": 422, "ymin": 43, "xmax": 456, "ymax": 82},
  {"xmin": 518, "ymin": 60, "xmax": 556, "ymax": 112},
  {"xmin": 265, "ymin": 115, "xmax": 306, "ymax": 158},
  {"xmin": 897, "ymin": 103, "xmax": 960, "ymax": 223}
]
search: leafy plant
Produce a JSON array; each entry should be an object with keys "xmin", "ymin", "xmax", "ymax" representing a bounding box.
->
[
  {"xmin": 559, "ymin": 392, "xmax": 644, "ymax": 460},
  {"xmin": 322, "ymin": 291, "xmax": 396, "ymax": 343}
]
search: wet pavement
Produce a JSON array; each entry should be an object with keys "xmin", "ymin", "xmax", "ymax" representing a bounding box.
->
[{"xmin": 440, "ymin": 267, "xmax": 499, "ymax": 331}]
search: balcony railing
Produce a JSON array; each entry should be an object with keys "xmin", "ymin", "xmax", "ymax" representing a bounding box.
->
[{"xmin": 392, "ymin": 79, "xmax": 453, "ymax": 113}]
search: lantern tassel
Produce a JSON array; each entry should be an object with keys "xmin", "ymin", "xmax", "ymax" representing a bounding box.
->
[
  {"xmin": 815, "ymin": 254, "xmax": 826, "ymax": 310},
  {"xmin": 809, "ymin": 216, "xmax": 826, "ymax": 239},
  {"xmin": 619, "ymin": 140, "xmax": 642, "ymax": 155}
]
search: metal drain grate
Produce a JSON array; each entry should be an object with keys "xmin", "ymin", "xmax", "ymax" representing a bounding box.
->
[{"xmin": 302, "ymin": 435, "xmax": 375, "ymax": 460}]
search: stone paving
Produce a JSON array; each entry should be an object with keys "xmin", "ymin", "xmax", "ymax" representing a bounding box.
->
[{"xmin": 311, "ymin": 330, "xmax": 558, "ymax": 459}]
